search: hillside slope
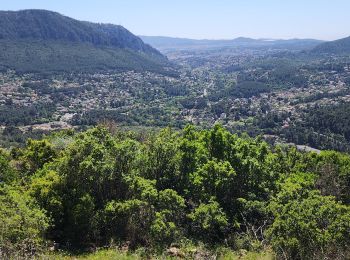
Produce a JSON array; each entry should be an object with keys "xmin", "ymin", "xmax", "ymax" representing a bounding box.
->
[
  {"xmin": 312, "ymin": 36, "xmax": 350, "ymax": 54},
  {"xmin": 0, "ymin": 10, "xmax": 168, "ymax": 73}
]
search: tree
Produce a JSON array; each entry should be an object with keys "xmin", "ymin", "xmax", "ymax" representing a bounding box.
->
[
  {"xmin": 0, "ymin": 149, "xmax": 16, "ymax": 184},
  {"xmin": 18, "ymin": 139, "xmax": 56, "ymax": 176},
  {"xmin": 190, "ymin": 160, "xmax": 236, "ymax": 206},
  {"xmin": 188, "ymin": 199, "xmax": 229, "ymax": 242},
  {"xmin": 143, "ymin": 128, "xmax": 181, "ymax": 191}
]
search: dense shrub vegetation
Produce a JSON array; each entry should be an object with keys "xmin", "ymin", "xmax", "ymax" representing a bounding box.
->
[{"xmin": 0, "ymin": 125, "xmax": 349, "ymax": 259}]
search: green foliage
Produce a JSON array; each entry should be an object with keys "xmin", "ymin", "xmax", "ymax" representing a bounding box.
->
[
  {"xmin": 0, "ymin": 185, "xmax": 50, "ymax": 258},
  {"xmin": 188, "ymin": 200, "xmax": 229, "ymax": 242},
  {"xmin": 190, "ymin": 160, "xmax": 236, "ymax": 202},
  {"xmin": 143, "ymin": 128, "xmax": 182, "ymax": 191},
  {"xmin": 0, "ymin": 125, "xmax": 350, "ymax": 258},
  {"xmin": 267, "ymin": 173, "xmax": 350, "ymax": 259},
  {"xmin": 37, "ymin": 127, "xmax": 134, "ymax": 247},
  {"xmin": 150, "ymin": 211, "xmax": 179, "ymax": 245},
  {"xmin": 18, "ymin": 139, "xmax": 57, "ymax": 175},
  {"xmin": 312, "ymin": 151, "xmax": 350, "ymax": 204},
  {"xmin": 29, "ymin": 169, "xmax": 63, "ymax": 235},
  {"xmin": 0, "ymin": 149, "xmax": 16, "ymax": 183}
]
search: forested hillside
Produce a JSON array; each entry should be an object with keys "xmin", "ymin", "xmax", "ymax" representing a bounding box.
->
[
  {"xmin": 312, "ymin": 35, "xmax": 350, "ymax": 54},
  {"xmin": 1, "ymin": 125, "xmax": 349, "ymax": 259},
  {"xmin": 0, "ymin": 10, "xmax": 169, "ymax": 73}
]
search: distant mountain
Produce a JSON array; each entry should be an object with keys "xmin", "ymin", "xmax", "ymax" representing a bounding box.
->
[
  {"xmin": 0, "ymin": 10, "xmax": 168, "ymax": 73},
  {"xmin": 312, "ymin": 36, "xmax": 350, "ymax": 54},
  {"xmin": 140, "ymin": 35, "xmax": 324, "ymax": 52}
]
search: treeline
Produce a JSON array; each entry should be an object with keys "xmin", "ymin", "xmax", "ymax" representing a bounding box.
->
[
  {"xmin": 208, "ymin": 81, "xmax": 270, "ymax": 102},
  {"xmin": 237, "ymin": 59, "xmax": 308, "ymax": 89},
  {"xmin": 285, "ymin": 103, "xmax": 350, "ymax": 152},
  {"xmin": 0, "ymin": 103, "xmax": 56, "ymax": 126},
  {"xmin": 0, "ymin": 125, "xmax": 349, "ymax": 259},
  {"xmin": 252, "ymin": 102, "xmax": 350, "ymax": 152},
  {"xmin": 303, "ymin": 103, "xmax": 350, "ymax": 141},
  {"xmin": 0, "ymin": 126, "xmax": 49, "ymax": 148},
  {"xmin": 72, "ymin": 107, "xmax": 183, "ymax": 128}
]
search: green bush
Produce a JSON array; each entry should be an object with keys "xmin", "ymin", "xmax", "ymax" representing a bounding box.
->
[
  {"xmin": 0, "ymin": 185, "xmax": 50, "ymax": 258},
  {"xmin": 267, "ymin": 173, "xmax": 350, "ymax": 259},
  {"xmin": 188, "ymin": 199, "xmax": 229, "ymax": 242}
]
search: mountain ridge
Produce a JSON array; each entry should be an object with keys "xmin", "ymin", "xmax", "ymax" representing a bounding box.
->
[
  {"xmin": 0, "ymin": 9, "xmax": 169, "ymax": 73},
  {"xmin": 140, "ymin": 35, "xmax": 324, "ymax": 51},
  {"xmin": 0, "ymin": 9, "xmax": 162, "ymax": 56}
]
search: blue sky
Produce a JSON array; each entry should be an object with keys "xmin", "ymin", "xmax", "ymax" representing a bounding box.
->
[{"xmin": 1, "ymin": 0, "xmax": 350, "ymax": 40}]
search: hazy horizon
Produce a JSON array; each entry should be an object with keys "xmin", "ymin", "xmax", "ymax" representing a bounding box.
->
[
  {"xmin": 138, "ymin": 35, "xmax": 325, "ymax": 41},
  {"xmin": 1, "ymin": 0, "xmax": 350, "ymax": 41}
]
